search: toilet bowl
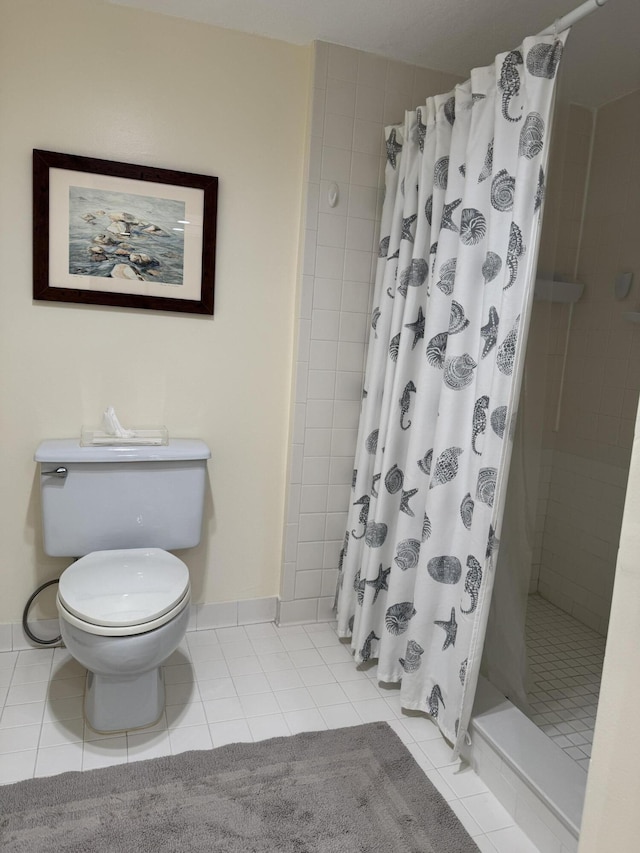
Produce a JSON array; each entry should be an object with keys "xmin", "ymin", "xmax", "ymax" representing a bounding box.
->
[{"xmin": 57, "ymin": 547, "xmax": 191, "ymax": 733}]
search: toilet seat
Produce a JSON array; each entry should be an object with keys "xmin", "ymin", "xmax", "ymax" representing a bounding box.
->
[{"xmin": 57, "ymin": 548, "xmax": 191, "ymax": 637}]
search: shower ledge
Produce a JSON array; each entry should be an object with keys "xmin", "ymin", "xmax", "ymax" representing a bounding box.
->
[{"xmin": 469, "ymin": 676, "xmax": 586, "ymax": 840}]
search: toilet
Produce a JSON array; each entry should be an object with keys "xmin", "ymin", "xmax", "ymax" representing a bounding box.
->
[{"xmin": 35, "ymin": 438, "xmax": 210, "ymax": 733}]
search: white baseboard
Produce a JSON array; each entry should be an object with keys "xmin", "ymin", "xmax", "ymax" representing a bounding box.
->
[
  {"xmin": 277, "ymin": 596, "xmax": 335, "ymax": 625},
  {"xmin": 1, "ymin": 594, "xmax": 343, "ymax": 651},
  {"xmin": 2, "ymin": 596, "xmax": 280, "ymax": 651}
]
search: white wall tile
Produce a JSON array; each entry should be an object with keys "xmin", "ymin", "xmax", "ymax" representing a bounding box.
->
[
  {"xmin": 339, "ymin": 312, "xmax": 367, "ymax": 342},
  {"xmin": 357, "ymin": 53, "xmax": 387, "ymax": 88},
  {"xmin": 306, "ymin": 400, "xmax": 334, "ymax": 429},
  {"xmin": 284, "ymin": 523, "xmax": 299, "ymax": 562},
  {"xmin": 321, "ymin": 569, "xmax": 339, "ymax": 597},
  {"xmin": 313, "ymin": 278, "xmax": 342, "ymax": 312},
  {"xmin": 383, "ymin": 89, "xmax": 412, "ymax": 125},
  {"xmin": 355, "ymin": 84, "xmax": 385, "ymax": 123},
  {"xmin": 304, "ymin": 429, "xmax": 332, "ymax": 457},
  {"xmin": 0, "ymin": 624, "xmax": 12, "ymax": 653},
  {"xmin": 325, "ymin": 78, "xmax": 356, "ymax": 117},
  {"xmin": 311, "ymin": 88, "xmax": 326, "ymax": 137},
  {"xmin": 337, "ymin": 341, "xmax": 365, "ymax": 372},
  {"xmin": 297, "ymin": 319, "xmax": 311, "ymax": 362},
  {"xmin": 317, "ymin": 597, "xmax": 336, "ymax": 621},
  {"xmin": 290, "ymin": 443, "xmax": 303, "ymax": 484},
  {"xmin": 327, "ymin": 44, "xmax": 358, "ymax": 82},
  {"xmin": 309, "ymin": 340, "xmax": 338, "ymax": 371},
  {"xmin": 308, "ymin": 135, "xmax": 322, "ymax": 183},
  {"xmin": 343, "ymin": 249, "xmax": 373, "ymax": 283},
  {"xmin": 329, "ymin": 456, "xmax": 354, "ymax": 486},
  {"xmin": 342, "ymin": 280, "xmax": 371, "ymax": 313},
  {"xmin": 386, "ymin": 60, "xmax": 414, "ymax": 94},
  {"xmin": 310, "ymin": 307, "xmax": 341, "ymax": 341},
  {"xmin": 320, "ymin": 146, "xmax": 352, "ymax": 184},
  {"xmin": 278, "ymin": 598, "xmax": 319, "ymax": 625},
  {"xmin": 314, "ymin": 41, "xmax": 329, "ymax": 85},
  {"xmin": 292, "ymin": 404, "xmax": 306, "ymax": 445},
  {"xmin": 237, "ymin": 597, "xmax": 278, "ymax": 625},
  {"xmin": 353, "ymin": 118, "xmax": 385, "ymax": 156},
  {"xmin": 323, "ymin": 112, "xmax": 354, "ymax": 150},
  {"xmin": 317, "ymin": 214, "xmax": 347, "ymax": 249},
  {"xmin": 327, "ymin": 484, "xmax": 351, "ymax": 513},
  {"xmin": 540, "ymin": 449, "xmax": 624, "ymax": 629},
  {"xmin": 299, "ymin": 275, "xmax": 314, "ymax": 320},
  {"xmin": 302, "ymin": 229, "xmax": 317, "ymax": 276},
  {"xmin": 307, "ymin": 369, "xmax": 336, "ymax": 399},
  {"xmin": 335, "ymin": 371, "xmax": 364, "ymax": 401},
  {"xmin": 331, "ymin": 429, "xmax": 358, "ymax": 458},
  {"xmin": 302, "ymin": 456, "xmax": 330, "ymax": 486},
  {"xmin": 345, "ymin": 218, "xmax": 375, "ymax": 252},
  {"xmin": 196, "ymin": 601, "xmax": 238, "ymax": 630},
  {"xmin": 315, "ymin": 245, "xmax": 346, "ymax": 280},
  {"xmin": 333, "ymin": 400, "xmax": 361, "ymax": 430},
  {"xmin": 287, "ymin": 484, "xmax": 301, "ymax": 523},
  {"xmin": 325, "ymin": 512, "xmax": 348, "ymax": 541},
  {"xmin": 297, "ymin": 541, "xmax": 325, "ymax": 571},
  {"xmin": 305, "ymin": 182, "xmax": 320, "ymax": 230},
  {"xmin": 351, "ymin": 152, "xmax": 381, "ymax": 188},
  {"xmin": 295, "ymin": 570, "xmax": 323, "ymax": 599},
  {"xmin": 348, "ymin": 185, "xmax": 378, "ymax": 220},
  {"xmin": 323, "ymin": 539, "xmax": 342, "ymax": 568},
  {"xmin": 413, "ymin": 66, "xmax": 445, "ymax": 101},
  {"xmin": 298, "ymin": 513, "xmax": 326, "ymax": 542},
  {"xmin": 11, "ymin": 622, "xmax": 60, "ymax": 651}
]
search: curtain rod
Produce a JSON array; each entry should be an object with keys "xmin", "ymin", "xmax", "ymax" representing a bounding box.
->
[{"xmin": 537, "ymin": 0, "xmax": 609, "ymax": 35}]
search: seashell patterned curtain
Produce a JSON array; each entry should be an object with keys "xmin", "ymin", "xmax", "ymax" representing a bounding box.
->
[{"xmin": 336, "ymin": 32, "xmax": 568, "ymax": 754}]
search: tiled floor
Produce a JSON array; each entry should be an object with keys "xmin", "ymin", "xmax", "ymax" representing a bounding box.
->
[
  {"xmin": 0, "ymin": 620, "xmax": 542, "ymax": 853},
  {"xmin": 525, "ymin": 594, "xmax": 605, "ymax": 772}
]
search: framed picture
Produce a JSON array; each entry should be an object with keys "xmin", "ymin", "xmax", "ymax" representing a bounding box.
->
[{"xmin": 33, "ymin": 149, "xmax": 218, "ymax": 315}]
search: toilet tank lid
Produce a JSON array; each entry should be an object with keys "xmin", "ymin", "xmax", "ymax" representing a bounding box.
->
[{"xmin": 35, "ymin": 438, "xmax": 211, "ymax": 463}]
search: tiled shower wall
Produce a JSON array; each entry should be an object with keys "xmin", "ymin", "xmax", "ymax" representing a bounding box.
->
[
  {"xmin": 279, "ymin": 42, "xmax": 461, "ymax": 624},
  {"xmin": 526, "ymin": 103, "xmax": 594, "ymax": 595},
  {"xmin": 533, "ymin": 91, "xmax": 640, "ymax": 634}
]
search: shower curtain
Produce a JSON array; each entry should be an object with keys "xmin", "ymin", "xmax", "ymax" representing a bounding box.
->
[{"xmin": 336, "ymin": 32, "xmax": 568, "ymax": 753}]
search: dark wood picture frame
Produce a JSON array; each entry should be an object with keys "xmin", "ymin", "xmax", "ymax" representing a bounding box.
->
[{"xmin": 33, "ymin": 149, "xmax": 218, "ymax": 315}]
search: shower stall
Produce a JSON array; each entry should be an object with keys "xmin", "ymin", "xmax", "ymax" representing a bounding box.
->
[
  {"xmin": 468, "ymin": 85, "xmax": 639, "ymax": 849},
  {"xmin": 281, "ymin": 32, "xmax": 638, "ymax": 853}
]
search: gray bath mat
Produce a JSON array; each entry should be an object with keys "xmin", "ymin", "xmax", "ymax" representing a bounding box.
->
[{"xmin": 1, "ymin": 722, "xmax": 478, "ymax": 851}]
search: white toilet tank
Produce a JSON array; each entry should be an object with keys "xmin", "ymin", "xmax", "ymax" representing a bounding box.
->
[{"xmin": 35, "ymin": 439, "xmax": 211, "ymax": 557}]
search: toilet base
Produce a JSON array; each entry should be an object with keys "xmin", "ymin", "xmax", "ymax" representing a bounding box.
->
[{"xmin": 84, "ymin": 666, "xmax": 165, "ymax": 733}]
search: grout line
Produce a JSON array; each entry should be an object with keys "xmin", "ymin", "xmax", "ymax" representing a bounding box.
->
[{"xmin": 0, "ymin": 617, "xmax": 544, "ymax": 849}]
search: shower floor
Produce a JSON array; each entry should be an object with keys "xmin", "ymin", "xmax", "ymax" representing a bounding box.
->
[{"xmin": 525, "ymin": 594, "xmax": 606, "ymax": 772}]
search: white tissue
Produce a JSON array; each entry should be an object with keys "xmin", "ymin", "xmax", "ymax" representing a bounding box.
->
[{"xmin": 102, "ymin": 406, "xmax": 135, "ymax": 438}]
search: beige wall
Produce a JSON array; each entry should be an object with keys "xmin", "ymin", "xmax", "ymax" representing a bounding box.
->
[
  {"xmin": 0, "ymin": 0, "xmax": 310, "ymax": 623},
  {"xmin": 571, "ymin": 93, "xmax": 640, "ymax": 846},
  {"xmin": 578, "ymin": 402, "xmax": 640, "ymax": 850}
]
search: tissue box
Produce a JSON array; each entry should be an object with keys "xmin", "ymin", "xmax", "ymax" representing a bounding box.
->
[{"xmin": 80, "ymin": 427, "xmax": 169, "ymax": 447}]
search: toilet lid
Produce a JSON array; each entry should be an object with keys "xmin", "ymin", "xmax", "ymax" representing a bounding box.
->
[{"xmin": 58, "ymin": 548, "xmax": 190, "ymax": 628}]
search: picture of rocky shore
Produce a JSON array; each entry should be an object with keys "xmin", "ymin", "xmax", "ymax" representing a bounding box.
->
[{"xmin": 68, "ymin": 186, "xmax": 186, "ymax": 285}]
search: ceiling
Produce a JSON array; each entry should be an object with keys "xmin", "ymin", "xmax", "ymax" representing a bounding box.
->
[{"xmin": 106, "ymin": 0, "xmax": 639, "ymax": 107}]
